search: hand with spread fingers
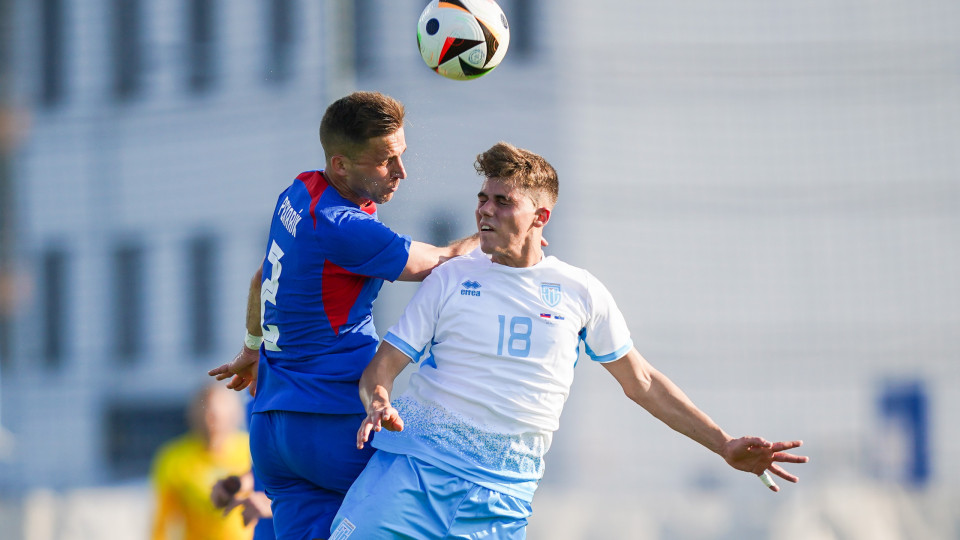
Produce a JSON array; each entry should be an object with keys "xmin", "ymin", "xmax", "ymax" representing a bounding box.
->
[
  {"xmin": 721, "ymin": 437, "xmax": 809, "ymax": 492},
  {"xmin": 357, "ymin": 403, "xmax": 405, "ymax": 450}
]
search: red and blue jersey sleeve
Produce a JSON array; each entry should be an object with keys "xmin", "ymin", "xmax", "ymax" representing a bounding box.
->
[{"xmin": 314, "ymin": 204, "xmax": 410, "ymax": 282}]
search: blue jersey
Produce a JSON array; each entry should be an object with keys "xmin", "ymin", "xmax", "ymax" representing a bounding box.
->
[{"xmin": 253, "ymin": 171, "xmax": 411, "ymax": 414}]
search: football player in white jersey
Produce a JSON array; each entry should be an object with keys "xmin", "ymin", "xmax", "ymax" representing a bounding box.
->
[{"xmin": 329, "ymin": 142, "xmax": 808, "ymax": 540}]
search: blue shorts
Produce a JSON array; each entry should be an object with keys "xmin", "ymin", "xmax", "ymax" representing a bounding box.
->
[
  {"xmin": 250, "ymin": 411, "xmax": 374, "ymax": 540},
  {"xmin": 246, "ymin": 402, "xmax": 276, "ymax": 540},
  {"xmin": 330, "ymin": 450, "xmax": 532, "ymax": 540},
  {"xmin": 251, "ymin": 461, "xmax": 276, "ymax": 540}
]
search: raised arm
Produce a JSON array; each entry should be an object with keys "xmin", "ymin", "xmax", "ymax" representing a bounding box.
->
[
  {"xmin": 356, "ymin": 341, "xmax": 414, "ymax": 449},
  {"xmin": 208, "ymin": 263, "xmax": 263, "ymax": 395},
  {"xmin": 397, "ymin": 235, "xmax": 478, "ymax": 282},
  {"xmin": 602, "ymin": 347, "xmax": 808, "ymax": 491}
]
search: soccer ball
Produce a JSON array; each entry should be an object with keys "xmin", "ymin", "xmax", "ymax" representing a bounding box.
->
[{"xmin": 417, "ymin": 0, "xmax": 510, "ymax": 80}]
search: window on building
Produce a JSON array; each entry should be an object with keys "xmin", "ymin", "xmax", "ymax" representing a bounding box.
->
[
  {"xmin": 188, "ymin": 0, "xmax": 216, "ymax": 92},
  {"xmin": 113, "ymin": 243, "xmax": 145, "ymax": 363},
  {"xmin": 40, "ymin": 0, "xmax": 66, "ymax": 106},
  {"xmin": 186, "ymin": 235, "xmax": 216, "ymax": 356},
  {"xmin": 352, "ymin": 0, "xmax": 377, "ymax": 77},
  {"xmin": 265, "ymin": 0, "xmax": 295, "ymax": 83},
  {"xmin": 427, "ymin": 212, "xmax": 457, "ymax": 248},
  {"xmin": 41, "ymin": 247, "xmax": 68, "ymax": 366},
  {"xmin": 112, "ymin": 0, "xmax": 143, "ymax": 99},
  {"xmin": 105, "ymin": 401, "xmax": 188, "ymax": 479}
]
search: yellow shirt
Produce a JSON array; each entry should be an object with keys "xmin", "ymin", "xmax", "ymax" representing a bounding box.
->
[{"xmin": 150, "ymin": 432, "xmax": 253, "ymax": 540}]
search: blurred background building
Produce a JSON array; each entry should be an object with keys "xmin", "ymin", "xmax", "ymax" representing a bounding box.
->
[{"xmin": 0, "ymin": 1, "xmax": 958, "ymax": 539}]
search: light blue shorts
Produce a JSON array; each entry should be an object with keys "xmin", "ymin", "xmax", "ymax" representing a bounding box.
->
[{"xmin": 330, "ymin": 450, "xmax": 532, "ymax": 540}]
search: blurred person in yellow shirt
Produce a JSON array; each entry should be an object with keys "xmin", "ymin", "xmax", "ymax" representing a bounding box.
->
[{"xmin": 150, "ymin": 384, "xmax": 252, "ymax": 540}]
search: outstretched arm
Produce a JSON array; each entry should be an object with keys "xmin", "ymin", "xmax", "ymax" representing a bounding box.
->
[
  {"xmin": 208, "ymin": 263, "xmax": 263, "ymax": 395},
  {"xmin": 356, "ymin": 341, "xmax": 414, "ymax": 449},
  {"xmin": 398, "ymin": 235, "xmax": 479, "ymax": 282},
  {"xmin": 602, "ymin": 347, "xmax": 808, "ymax": 492},
  {"xmin": 398, "ymin": 233, "xmax": 549, "ymax": 282}
]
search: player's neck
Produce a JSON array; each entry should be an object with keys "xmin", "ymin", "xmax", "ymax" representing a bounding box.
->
[
  {"xmin": 323, "ymin": 170, "xmax": 371, "ymax": 207},
  {"xmin": 491, "ymin": 243, "xmax": 543, "ymax": 268}
]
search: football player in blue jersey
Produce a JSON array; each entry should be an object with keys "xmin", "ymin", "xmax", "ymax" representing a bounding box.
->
[
  {"xmin": 330, "ymin": 142, "xmax": 809, "ymax": 539},
  {"xmin": 208, "ymin": 91, "xmax": 480, "ymax": 540}
]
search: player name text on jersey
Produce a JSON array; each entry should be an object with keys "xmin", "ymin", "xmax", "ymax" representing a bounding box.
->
[{"xmin": 278, "ymin": 197, "xmax": 302, "ymax": 237}]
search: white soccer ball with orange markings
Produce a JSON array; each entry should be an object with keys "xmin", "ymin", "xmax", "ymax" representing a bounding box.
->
[{"xmin": 416, "ymin": 0, "xmax": 510, "ymax": 80}]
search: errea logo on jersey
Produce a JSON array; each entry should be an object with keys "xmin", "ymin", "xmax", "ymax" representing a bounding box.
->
[{"xmin": 460, "ymin": 280, "xmax": 481, "ymax": 297}]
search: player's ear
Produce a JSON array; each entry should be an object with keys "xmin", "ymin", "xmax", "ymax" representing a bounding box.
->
[
  {"xmin": 534, "ymin": 207, "xmax": 551, "ymax": 228},
  {"xmin": 329, "ymin": 154, "xmax": 350, "ymax": 176}
]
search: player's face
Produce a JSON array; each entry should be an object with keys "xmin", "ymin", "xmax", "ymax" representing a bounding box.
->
[
  {"xmin": 476, "ymin": 178, "xmax": 545, "ymax": 267},
  {"xmin": 195, "ymin": 388, "xmax": 241, "ymax": 442},
  {"xmin": 343, "ymin": 128, "xmax": 407, "ymax": 205}
]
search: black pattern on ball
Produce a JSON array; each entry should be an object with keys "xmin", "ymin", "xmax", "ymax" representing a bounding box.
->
[{"xmin": 426, "ymin": 18, "xmax": 440, "ymax": 35}]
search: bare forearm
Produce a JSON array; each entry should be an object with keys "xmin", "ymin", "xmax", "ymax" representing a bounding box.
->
[
  {"xmin": 359, "ymin": 342, "xmax": 412, "ymax": 411},
  {"xmin": 636, "ymin": 369, "xmax": 731, "ymax": 455},
  {"xmin": 359, "ymin": 365, "xmax": 395, "ymax": 413},
  {"xmin": 246, "ymin": 265, "xmax": 263, "ymax": 336},
  {"xmin": 604, "ymin": 350, "xmax": 808, "ymax": 488},
  {"xmin": 399, "ymin": 235, "xmax": 480, "ymax": 281},
  {"xmin": 605, "ymin": 350, "xmax": 731, "ymax": 455},
  {"xmin": 446, "ymin": 233, "xmax": 479, "ymax": 257}
]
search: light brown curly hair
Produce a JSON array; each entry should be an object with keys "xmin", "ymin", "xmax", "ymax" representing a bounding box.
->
[{"xmin": 474, "ymin": 142, "xmax": 558, "ymax": 207}]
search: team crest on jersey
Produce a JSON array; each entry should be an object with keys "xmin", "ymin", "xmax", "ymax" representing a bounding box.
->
[{"xmin": 540, "ymin": 283, "xmax": 562, "ymax": 307}]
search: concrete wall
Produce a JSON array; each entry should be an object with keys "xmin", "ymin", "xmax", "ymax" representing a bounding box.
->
[{"xmin": 1, "ymin": 0, "xmax": 958, "ymax": 538}]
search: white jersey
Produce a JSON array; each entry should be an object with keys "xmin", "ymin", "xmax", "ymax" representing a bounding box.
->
[{"xmin": 372, "ymin": 248, "xmax": 633, "ymax": 501}]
